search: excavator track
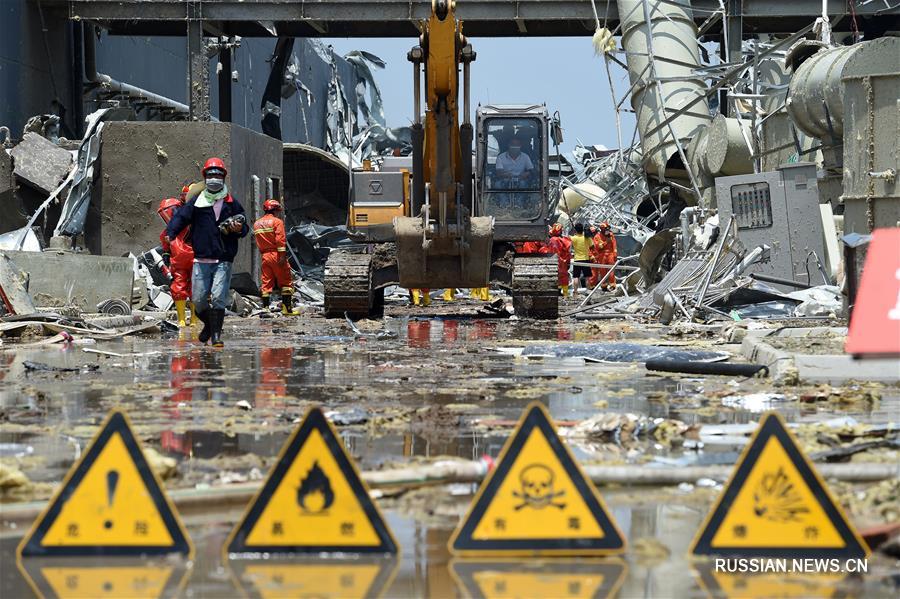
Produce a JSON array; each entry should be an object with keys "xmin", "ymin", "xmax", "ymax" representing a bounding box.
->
[
  {"xmin": 510, "ymin": 255, "xmax": 559, "ymax": 319},
  {"xmin": 323, "ymin": 250, "xmax": 374, "ymax": 319}
]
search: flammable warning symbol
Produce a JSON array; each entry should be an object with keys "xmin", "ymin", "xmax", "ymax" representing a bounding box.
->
[
  {"xmin": 690, "ymin": 412, "xmax": 869, "ymax": 558},
  {"xmin": 448, "ymin": 402, "xmax": 626, "ymax": 556},
  {"xmin": 225, "ymin": 406, "xmax": 397, "ymax": 555},
  {"xmin": 17, "ymin": 409, "xmax": 193, "ymax": 558}
]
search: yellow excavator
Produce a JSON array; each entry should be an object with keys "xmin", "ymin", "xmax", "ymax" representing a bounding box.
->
[{"xmin": 324, "ymin": 0, "xmax": 558, "ymax": 318}]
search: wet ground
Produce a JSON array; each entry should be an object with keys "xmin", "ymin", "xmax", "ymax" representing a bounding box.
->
[{"xmin": 1, "ymin": 296, "xmax": 898, "ymax": 597}]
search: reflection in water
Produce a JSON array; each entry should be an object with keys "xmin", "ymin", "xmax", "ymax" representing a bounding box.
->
[
  {"xmin": 18, "ymin": 557, "xmax": 189, "ymax": 599},
  {"xmin": 450, "ymin": 559, "xmax": 628, "ymax": 599},
  {"xmin": 693, "ymin": 565, "xmax": 854, "ymax": 598},
  {"xmin": 228, "ymin": 557, "xmax": 398, "ymax": 599}
]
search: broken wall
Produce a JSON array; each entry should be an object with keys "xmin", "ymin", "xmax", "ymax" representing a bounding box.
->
[{"xmin": 88, "ymin": 121, "xmax": 282, "ymax": 277}]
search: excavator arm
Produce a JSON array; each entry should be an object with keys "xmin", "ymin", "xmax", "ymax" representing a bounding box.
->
[{"xmin": 408, "ymin": 0, "xmax": 475, "ymax": 231}]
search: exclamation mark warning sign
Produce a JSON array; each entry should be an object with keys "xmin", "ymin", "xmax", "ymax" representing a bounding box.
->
[
  {"xmin": 17, "ymin": 410, "xmax": 193, "ymax": 557},
  {"xmin": 104, "ymin": 470, "xmax": 119, "ymax": 530}
]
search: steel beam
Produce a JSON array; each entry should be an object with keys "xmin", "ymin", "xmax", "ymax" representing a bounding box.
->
[
  {"xmin": 186, "ymin": 8, "xmax": 210, "ymax": 121},
  {"xmin": 38, "ymin": 0, "xmax": 899, "ymax": 37}
]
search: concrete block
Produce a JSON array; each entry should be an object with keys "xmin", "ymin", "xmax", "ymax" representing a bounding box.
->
[
  {"xmin": 0, "ymin": 252, "xmax": 36, "ymax": 315},
  {"xmin": 0, "ymin": 149, "xmax": 14, "ymax": 195},
  {"xmin": 9, "ymin": 133, "xmax": 72, "ymax": 194},
  {"xmin": 2, "ymin": 250, "xmax": 133, "ymax": 311}
]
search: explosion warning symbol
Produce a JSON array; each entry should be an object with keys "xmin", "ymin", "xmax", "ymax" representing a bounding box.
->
[
  {"xmin": 690, "ymin": 412, "xmax": 869, "ymax": 558},
  {"xmin": 17, "ymin": 409, "xmax": 192, "ymax": 558},
  {"xmin": 449, "ymin": 402, "xmax": 625, "ymax": 556},
  {"xmin": 225, "ymin": 407, "xmax": 397, "ymax": 555}
]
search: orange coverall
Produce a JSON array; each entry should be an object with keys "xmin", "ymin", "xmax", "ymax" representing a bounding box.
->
[
  {"xmin": 159, "ymin": 228, "xmax": 193, "ymax": 301},
  {"xmin": 589, "ymin": 230, "xmax": 618, "ymax": 288},
  {"xmin": 253, "ymin": 213, "xmax": 293, "ymax": 297},
  {"xmin": 544, "ymin": 235, "xmax": 572, "ymax": 287}
]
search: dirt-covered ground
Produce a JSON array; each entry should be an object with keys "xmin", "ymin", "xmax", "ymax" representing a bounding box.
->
[{"xmin": 1, "ymin": 294, "xmax": 897, "ymax": 597}]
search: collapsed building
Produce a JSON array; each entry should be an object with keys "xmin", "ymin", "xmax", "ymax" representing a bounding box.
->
[{"xmin": 552, "ymin": 1, "xmax": 899, "ymax": 325}]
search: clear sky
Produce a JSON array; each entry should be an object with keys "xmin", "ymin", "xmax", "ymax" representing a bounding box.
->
[{"xmin": 325, "ymin": 37, "xmax": 636, "ymax": 154}]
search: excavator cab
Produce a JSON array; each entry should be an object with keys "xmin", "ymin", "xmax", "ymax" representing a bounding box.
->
[{"xmin": 476, "ymin": 105, "xmax": 551, "ymax": 240}]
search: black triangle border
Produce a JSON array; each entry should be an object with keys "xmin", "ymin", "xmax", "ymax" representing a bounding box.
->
[
  {"xmin": 451, "ymin": 403, "xmax": 625, "ymax": 552},
  {"xmin": 451, "ymin": 559, "xmax": 628, "ymax": 599},
  {"xmin": 691, "ymin": 413, "xmax": 869, "ymax": 558},
  {"xmin": 18, "ymin": 410, "xmax": 192, "ymax": 557},
  {"xmin": 226, "ymin": 407, "xmax": 398, "ymax": 555}
]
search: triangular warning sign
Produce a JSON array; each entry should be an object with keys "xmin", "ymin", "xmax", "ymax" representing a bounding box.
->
[
  {"xmin": 17, "ymin": 409, "xmax": 193, "ymax": 558},
  {"xmin": 449, "ymin": 402, "xmax": 626, "ymax": 556},
  {"xmin": 228, "ymin": 558, "xmax": 398, "ymax": 599},
  {"xmin": 450, "ymin": 559, "xmax": 628, "ymax": 599},
  {"xmin": 225, "ymin": 407, "xmax": 397, "ymax": 555},
  {"xmin": 691, "ymin": 412, "xmax": 869, "ymax": 558},
  {"xmin": 18, "ymin": 558, "xmax": 189, "ymax": 599}
]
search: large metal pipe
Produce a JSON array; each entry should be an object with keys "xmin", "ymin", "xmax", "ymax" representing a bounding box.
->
[
  {"xmin": 618, "ymin": 0, "xmax": 710, "ymax": 179},
  {"xmin": 705, "ymin": 114, "xmax": 753, "ymax": 176},
  {"xmin": 786, "ymin": 43, "xmax": 865, "ymax": 140}
]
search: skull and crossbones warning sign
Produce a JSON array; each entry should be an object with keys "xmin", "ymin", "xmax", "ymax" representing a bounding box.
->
[{"xmin": 512, "ymin": 464, "xmax": 566, "ymax": 510}]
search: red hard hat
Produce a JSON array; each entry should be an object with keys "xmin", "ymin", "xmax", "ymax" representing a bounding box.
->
[
  {"xmin": 599, "ymin": 221, "xmax": 610, "ymax": 230},
  {"xmin": 263, "ymin": 199, "xmax": 282, "ymax": 212},
  {"xmin": 202, "ymin": 157, "xmax": 227, "ymax": 176},
  {"xmin": 157, "ymin": 197, "xmax": 182, "ymax": 223},
  {"xmin": 179, "ymin": 184, "xmax": 191, "ymax": 201},
  {"xmin": 550, "ymin": 223, "xmax": 563, "ymax": 237}
]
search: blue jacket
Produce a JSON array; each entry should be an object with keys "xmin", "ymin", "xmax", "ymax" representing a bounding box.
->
[{"xmin": 166, "ymin": 193, "xmax": 249, "ymax": 262}]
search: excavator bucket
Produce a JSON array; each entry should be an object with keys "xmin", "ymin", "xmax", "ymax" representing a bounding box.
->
[{"xmin": 393, "ymin": 216, "xmax": 494, "ymax": 289}]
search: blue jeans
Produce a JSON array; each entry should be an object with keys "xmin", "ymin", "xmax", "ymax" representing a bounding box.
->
[{"xmin": 192, "ymin": 261, "xmax": 232, "ymax": 312}]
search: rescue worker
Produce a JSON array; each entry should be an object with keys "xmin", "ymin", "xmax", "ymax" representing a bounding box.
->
[
  {"xmin": 166, "ymin": 157, "xmax": 249, "ymax": 347},
  {"xmin": 157, "ymin": 192, "xmax": 195, "ymax": 327},
  {"xmin": 543, "ymin": 223, "xmax": 572, "ymax": 297},
  {"xmin": 253, "ymin": 199, "xmax": 298, "ymax": 315},
  {"xmin": 589, "ymin": 221, "xmax": 618, "ymax": 291},
  {"xmin": 570, "ymin": 222, "xmax": 593, "ymax": 291},
  {"xmin": 411, "ymin": 288, "xmax": 431, "ymax": 306}
]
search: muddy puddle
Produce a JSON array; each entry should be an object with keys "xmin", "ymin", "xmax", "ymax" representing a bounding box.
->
[{"xmin": 1, "ymin": 304, "xmax": 898, "ymax": 597}]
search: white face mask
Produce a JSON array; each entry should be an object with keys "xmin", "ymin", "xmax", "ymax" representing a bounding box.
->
[{"xmin": 205, "ymin": 177, "xmax": 225, "ymax": 193}]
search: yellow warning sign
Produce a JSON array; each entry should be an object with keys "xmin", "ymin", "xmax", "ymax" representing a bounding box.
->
[
  {"xmin": 694, "ymin": 565, "xmax": 846, "ymax": 599},
  {"xmin": 17, "ymin": 409, "xmax": 193, "ymax": 558},
  {"xmin": 225, "ymin": 407, "xmax": 397, "ymax": 555},
  {"xmin": 18, "ymin": 558, "xmax": 188, "ymax": 599},
  {"xmin": 448, "ymin": 402, "xmax": 626, "ymax": 556},
  {"xmin": 229, "ymin": 558, "xmax": 398, "ymax": 599},
  {"xmin": 451, "ymin": 559, "xmax": 627, "ymax": 599},
  {"xmin": 690, "ymin": 412, "xmax": 869, "ymax": 558}
]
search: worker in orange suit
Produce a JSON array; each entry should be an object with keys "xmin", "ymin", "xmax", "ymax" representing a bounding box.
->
[
  {"xmin": 253, "ymin": 199, "xmax": 298, "ymax": 315},
  {"xmin": 589, "ymin": 221, "xmax": 618, "ymax": 291},
  {"xmin": 158, "ymin": 190, "xmax": 195, "ymax": 327},
  {"xmin": 543, "ymin": 223, "xmax": 572, "ymax": 297}
]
